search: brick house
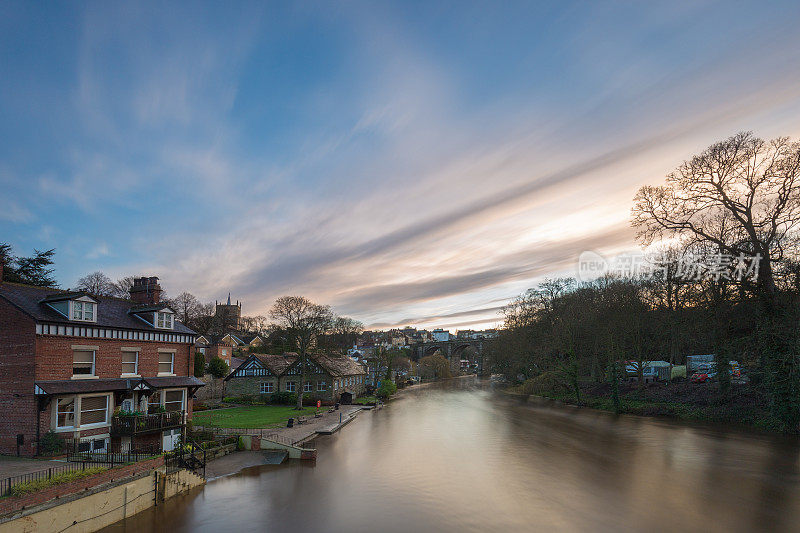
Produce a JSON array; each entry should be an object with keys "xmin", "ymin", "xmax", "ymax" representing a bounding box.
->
[
  {"xmin": 0, "ymin": 276, "xmax": 204, "ymax": 456},
  {"xmin": 195, "ymin": 332, "xmax": 265, "ymax": 366},
  {"xmin": 224, "ymin": 352, "xmax": 367, "ymax": 404}
]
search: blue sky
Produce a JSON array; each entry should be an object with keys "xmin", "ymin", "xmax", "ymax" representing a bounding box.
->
[{"xmin": 2, "ymin": 1, "xmax": 800, "ymax": 330}]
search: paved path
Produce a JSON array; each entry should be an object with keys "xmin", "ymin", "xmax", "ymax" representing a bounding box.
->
[
  {"xmin": 269, "ymin": 404, "xmax": 365, "ymax": 444},
  {"xmin": 0, "ymin": 456, "xmax": 68, "ymax": 478}
]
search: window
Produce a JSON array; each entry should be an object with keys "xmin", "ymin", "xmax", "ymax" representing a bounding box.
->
[
  {"xmin": 73, "ymin": 350, "xmax": 95, "ymax": 376},
  {"xmin": 158, "ymin": 352, "xmax": 174, "ymax": 374},
  {"xmin": 71, "ymin": 301, "xmax": 95, "ymax": 321},
  {"xmin": 164, "ymin": 390, "xmax": 184, "ymax": 412},
  {"xmin": 317, "ymin": 381, "xmax": 327, "ymax": 392},
  {"xmin": 260, "ymin": 382, "xmax": 274, "ymax": 394},
  {"xmin": 221, "ymin": 349, "xmax": 227, "ymax": 357},
  {"xmin": 304, "ymin": 382, "xmax": 312, "ymax": 393},
  {"xmin": 121, "ymin": 351, "xmax": 138, "ymax": 375},
  {"xmin": 148, "ymin": 393, "xmax": 163, "ymax": 414},
  {"xmin": 80, "ymin": 395, "xmax": 108, "ymax": 425},
  {"xmin": 57, "ymin": 398, "xmax": 75, "ymax": 428},
  {"xmin": 286, "ymin": 381, "xmax": 296, "ymax": 392},
  {"xmin": 156, "ymin": 312, "xmax": 174, "ymax": 329}
]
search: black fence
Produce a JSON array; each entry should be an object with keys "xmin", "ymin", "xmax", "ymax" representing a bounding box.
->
[{"xmin": 0, "ymin": 460, "xmax": 112, "ymax": 498}]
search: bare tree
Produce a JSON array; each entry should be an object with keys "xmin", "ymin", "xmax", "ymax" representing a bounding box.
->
[
  {"xmin": 75, "ymin": 271, "xmax": 114, "ymax": 295},
  {"xmin": 633, "ymin": 132, "xmax": 800, "ymax": 308},
  {"xmin": 270, "ymin": 296, "xmax": 334, "ymax": 409},
  {"xmin": 169, "ymin": 292, "xmax": 201, "ymax": 325},
  {"xmin": 110, "ymin": 276, "xmax": 135, "ymax": 298}
]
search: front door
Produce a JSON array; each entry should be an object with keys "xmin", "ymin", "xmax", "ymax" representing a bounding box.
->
[{"xmin": 162, "ymin": 429, "xmax": 181, "ymax": 452}]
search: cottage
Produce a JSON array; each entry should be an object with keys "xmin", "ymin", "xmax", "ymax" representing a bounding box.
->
[
  {"xmin": 225, "ymin": 352, "xmax": 367, "ymax": 404},
  {"xmin": 0, "ymin": 276, "xmax": 203, "ymax": 456}
]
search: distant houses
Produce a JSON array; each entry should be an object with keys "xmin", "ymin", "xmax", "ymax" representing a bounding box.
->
[{"xmin": 225, "ymin": 352, "xmax": 367, "ymax": 404}]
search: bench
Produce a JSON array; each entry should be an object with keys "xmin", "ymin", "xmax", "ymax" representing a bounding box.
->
[{"xmin": 296, "ymin": 416, "xmax": 309, "ymax": 425}]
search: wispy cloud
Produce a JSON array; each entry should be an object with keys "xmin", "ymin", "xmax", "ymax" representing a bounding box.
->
[{"xmin": 3, "ymin": 2, "xmax": 800, "ymax": 330}]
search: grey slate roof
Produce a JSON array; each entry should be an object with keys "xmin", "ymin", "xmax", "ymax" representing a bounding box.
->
[{"xmin": 0, "ymin": 282, "xmax": 195, "ymax": 335}]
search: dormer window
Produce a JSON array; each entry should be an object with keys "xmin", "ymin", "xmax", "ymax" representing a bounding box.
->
[
  {"xmin": 71, "ymin": 301, "xmax": 96, "ymax": 322},
  {"xmin": 156, "ymin": 312, "xmax": 174, "ymax": 329}
]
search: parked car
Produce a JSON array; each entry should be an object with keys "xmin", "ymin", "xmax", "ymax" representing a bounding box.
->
[{"xmin": 690, "ymin": 361, "xmax": 741, "ymax": 383}]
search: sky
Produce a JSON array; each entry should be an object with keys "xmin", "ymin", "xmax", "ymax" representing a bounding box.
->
[{"xmin": 2, "ymin": 1, "xmax": 800, "ymax": 332}]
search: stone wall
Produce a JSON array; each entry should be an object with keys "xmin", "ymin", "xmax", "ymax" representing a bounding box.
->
[{"xmin": 194, "ymin": 374, "xmax": 225, "ymax": 401}]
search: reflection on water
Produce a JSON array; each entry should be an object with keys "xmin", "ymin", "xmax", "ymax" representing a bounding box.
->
[{"xmin": 103, "ymin": 378, "xmax": 800, "ymax": 532}]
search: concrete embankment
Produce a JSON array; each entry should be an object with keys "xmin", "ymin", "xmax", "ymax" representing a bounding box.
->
[{"xmin": 0, "ymin": 460, "xmax": 204, "ymax": 533}]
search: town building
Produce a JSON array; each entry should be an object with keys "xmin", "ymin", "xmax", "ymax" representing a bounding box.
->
[
  {"xmin": 224, "ymin": 352, "xmax": 367, "ymax": 404},
  {"xmin": 431, "ymin": 328, "xmax": 451, "ymax": 342},
  {"xmin": 0, "ymin": 275, "xmax": 203, "ymax": 456},
  {"xmin": 194, "ymin": 332, "xmax": 264, "ymax": 366}
]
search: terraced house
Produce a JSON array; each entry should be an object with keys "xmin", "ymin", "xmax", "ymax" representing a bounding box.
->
[
  {"xmin": 225, "ymin": 352, "xmax": 367, "ymax": 404},
  {"xmin": 0, "ymin": 275, "xmax": 204, "ymax": 457}
]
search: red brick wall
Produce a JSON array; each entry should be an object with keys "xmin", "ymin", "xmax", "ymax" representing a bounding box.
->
[
  {"xmin": 0, "ymin": 455, "xmax": 165, "ymax": 517},
  {"xmin": 34, "ymin": 337, "xmax": 193, "ymax": 380},
  {"xmin": 0, "ymin": 298, "xmax": 37, "ymax": 456}
]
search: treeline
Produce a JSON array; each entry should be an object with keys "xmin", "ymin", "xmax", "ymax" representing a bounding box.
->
[{"xmin": 489, "ymin": 132, "xmax": 800, "ymax": 432}]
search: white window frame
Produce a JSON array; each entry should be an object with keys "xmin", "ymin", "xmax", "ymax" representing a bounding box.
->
[
  {"xmin": 121, "ymin": 348, "xmax": 139, "ymax": 376},
  {"xmin": 260, "ymin": 381, "xmax": 274, "ymax": 394},
  {"xmin": 317, "ymin": 381, "xmax": 327, "ymax": 392},
  {"xmin": 79, "ymin": 395, "xmax": 110, "ymax": 427},
  {"xmin": 304, "ymin": 382, "xmax": 312, "ymax": 393},
  {"xmin": 52, "ymin": 393, "xmax": 112, "ymax": 432},
  {"xmin": 158, "ymin": 349, "xmax": 175, "ymax": 376},
  {"xmin": 163, "ymin": 388, "xmax": 185, "ymax": 413},
  {"xmin": 286, "ymin": 381, "xmax": 296, "ymax": 392},
  {"xmin": 56, "ymin": 397, "xmax": 76, "ymax": 429},
  {"xmin": 156, "ymin": 312, "xmax": 174, "ymax": 329},
  {"xmin": 70, "ymin": 300, "xmax": 96, "ymax": 322},
  {"xmin": 71, "ymin": 346, "xmax": 97, "ymax": 379}
]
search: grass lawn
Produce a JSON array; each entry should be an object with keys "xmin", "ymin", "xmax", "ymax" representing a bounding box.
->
[
  {"xmin": 192, "ymin": 405, "xmax": 319, "ymax": 429},
  {"xmin": 353, "ymin": 395, "xmax": 378, "ymax": 405}
]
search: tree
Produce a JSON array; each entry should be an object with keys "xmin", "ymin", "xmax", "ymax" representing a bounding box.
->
[
  {"xmin": 376, "ymin": 379, "xmax": 397, "ymax": 399},
  {"xmin": 270, "ymin": 296, "xmax": 334, "ymax": 409},
  {"xmin": 326, "ymin": 316, "xmax": 364, "ymax": 351},
  {"xmin": 419, "ymin": 354, "xmax": 452, "ymax": 380},
  {"xmin": 75, "ymin": 271, "xmax": 115, "ymax": 295},
  {"xmin": 110, "ymin": 276, "xmax": 135, "ymax": 298},
  {"xmin": 169, "ymin": 292, "xmax": 201, "ymax": 325},
  {"xmin": 207, "ymin": 356, "xmax": 229, "ymax": 378},
  {"xmin": 1, "ymin": 244, "xmax": 58, "ymax": 287},
  {"xmin": 633, "ymin": 132, "xmax": 800, "ymax": 430},
  {"xmin": 194, "ymin": 352, "xmax": 206, "ymax": 378},
  {"xmin": 632, "ymin": 132, "xmax": 800, "ymax": 309}
]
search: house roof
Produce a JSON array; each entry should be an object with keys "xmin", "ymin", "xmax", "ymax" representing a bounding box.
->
[
  {"xmin": 34, "ymin": 376, "xmax": 205, "ymax": 396},
  {"xmin": 314, "ymin": 353, "xmax": 367, "ymax": 377},
  {"xmin": 226, "ymin": 352, "xmax": 366, "ymax": 380},
  {"xmin": 0, "ymin": 282, "xmax": 195, "ymax": 335}
]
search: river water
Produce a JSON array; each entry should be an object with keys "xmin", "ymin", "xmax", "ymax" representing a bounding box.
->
[{"xmin": 104, "ymin": 378, "xmax": 800, "ymax": 532}]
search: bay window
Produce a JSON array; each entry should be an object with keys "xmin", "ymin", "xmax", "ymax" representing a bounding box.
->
[
  {"xmin": 57, "ymin": 398, "xmax": 75, "ymax": 428},
  {"xmin": 164, "ymin": 390, "xmax": 184, "ymax": 412},
  {"xmin": 80, "ymin": 395, "xmax": 108, "ymax": 425}
]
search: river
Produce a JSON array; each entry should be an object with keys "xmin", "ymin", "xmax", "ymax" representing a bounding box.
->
[{"xmin": 103, "ymin": 378, "xmax": 800, "ymax": 532}]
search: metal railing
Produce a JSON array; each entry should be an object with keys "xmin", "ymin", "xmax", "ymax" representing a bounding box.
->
[
  {"xmin": 0, "ymin": 461, "xmax": 112, "ymax": 498},
  {"xmin": 164, "ymin": 437, "xmax": 207, "ymax": 478},
  {"xmin": 110, "ymin": 410, "xmax": 184, "ymax": 436},
  {"xmin": 66, "ymin": 443, "xmax": 161, "ymax": 465},
  {"xmin": 194, "ymin": 426, "xmax": 313, "ymax": 447}
]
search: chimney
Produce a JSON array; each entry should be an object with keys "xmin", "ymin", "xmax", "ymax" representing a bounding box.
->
[{"xmin": 129, "ymin": 276, "xmax": 163, "ymax": 305}]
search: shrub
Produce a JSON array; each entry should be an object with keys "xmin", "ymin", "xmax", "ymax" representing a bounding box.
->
[
  {"xmin": 194, "ymin": 352, "xmax": 206, "ymax": 377},
  {"xmin": 376, "ymin": 380, "xmax": 397, "ymax": 399},
  {"xmin": 270, "ymin": 391, "xmax": 298, "ymax": 405},
  {"xmin": 521, "ymin": 372, "xmax": 570, "ymax": 395},
  {"xmin": 9, "ymin": 467, "xmax": 107, "ymax": 497},
  {"xmin": 207, "ymin": 356, "xmax": 229, "ymax": 378},
  {"xmin": 39, "ymin": 430, "xmax": 64, "ymax": 456}
]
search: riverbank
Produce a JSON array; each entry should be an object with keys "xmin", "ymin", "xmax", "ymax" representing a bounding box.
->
[{"xmin": 504, "ymin": 380, "xmax": 785, "ymax": 433}]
